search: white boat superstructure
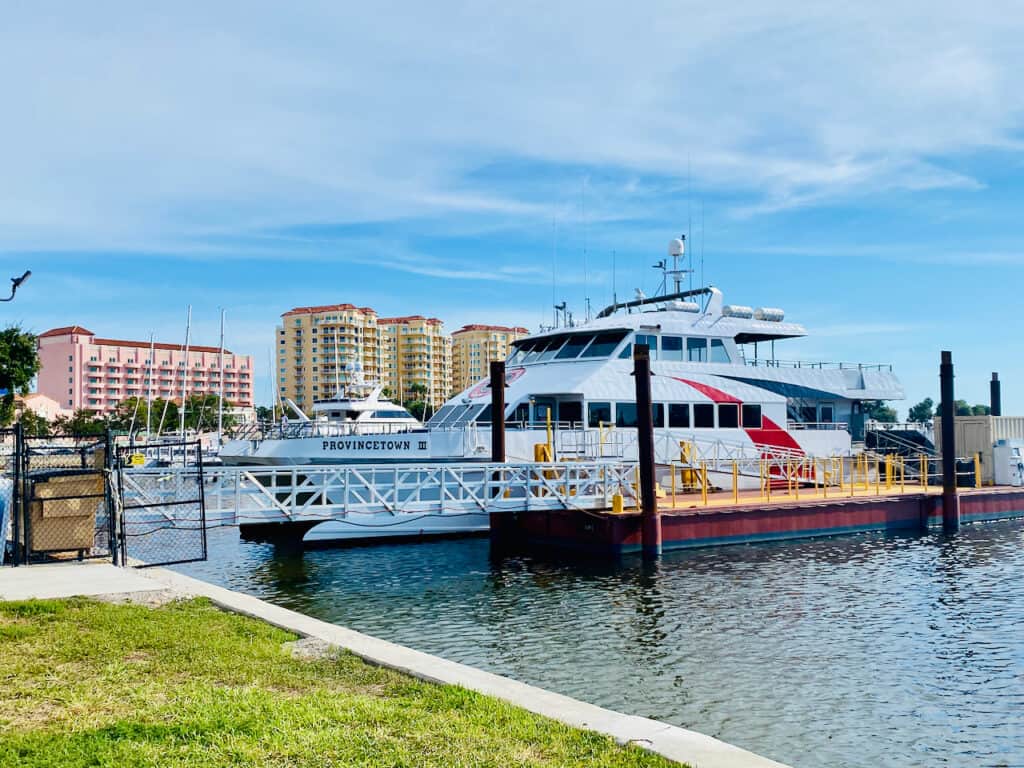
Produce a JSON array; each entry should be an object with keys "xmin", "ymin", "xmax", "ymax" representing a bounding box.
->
[{"xmin": 222, "ymin": 235, "xmax": 904, "ymax": 479}]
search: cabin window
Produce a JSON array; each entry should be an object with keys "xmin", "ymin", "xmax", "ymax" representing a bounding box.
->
[
  {"xmin": 694, "ymin": 403, "xmax": 715, "ymax": 428},
  {"xmin": 372, "ymin": 409, "xmax": 414, "ymax": 419},
  {"xmin": 618, "ymin": 344, "xmax": 632, "ymax": 359},
  {"xmin": 651, "ymin": 403, "xmax": 665, "ymax": 428},
  {"xmin": 820, "ymin": 404, "xmax": 834, "ymax": 423},
  {"xmin": 511, "ymin": 402, "xmax": 531, "ymax": 424},
  {"xmin": 426, "ymin": 405, "xmax": 456, "ymax": 427},
  {"xmin": 800, "ymin": 406, "xmax": 817, "ymax": 423},
  {"xmin": 580, "ymin": 330, "xmax": 629, "ymax": 358},
  {"xmin": 555, "ymin": 333, "xmax": 593, "ymax": 359},
  {"xmin": 615, "ymin": 402, "xmax": 638, "ymax": 428},
  {"xmin": 476, "ymin": 404, "xmax": 493, "ymax": 423},
  {"xmin": 588, "ymin": 401, "xmax": 612, "ymax": 427},
  {"xmin": 668, "ymin": 403, "xmax": 690, "ymax": 428},
  {"xmin": 742, "ymin": 404, "xmax": 762, "ymax": 429},
  {"xmin": 559, "ymin": 401, "xmax": 583, "ymax": 426},
  {"xmin": 537, "ymin": 334, "xmax": 570, "ymax": 362},
  {"xmin": 718, "ymin": 403, "xmax": 739, "ymax": 428},
  {"xmin": 661, "ymin": 336, "xmax": 684, "ymax": 361},
  {"xmin": 710, "ymin": 339, "xmax": 730, "ymax": 363},
  {"xmin": 635, "ymin": 334, "xmax": 658, "ymax": 360},
  {"xmin": 687, "ymin": 338, "xmax": 708, "ymax": 362}
]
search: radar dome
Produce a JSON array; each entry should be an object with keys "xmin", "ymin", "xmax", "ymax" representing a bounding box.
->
[{"xmin": 668, "ymin": 238, "xmax": 685, "ymax": 256}]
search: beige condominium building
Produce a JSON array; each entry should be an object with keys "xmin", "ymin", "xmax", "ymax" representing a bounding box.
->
[
  {"xmin": 379, "ymin": 316, "xmax": 451, "ymax": 408},
  {"xmin": 277, "ymin": 306, "xmax": 451, "ymax": 411},
  {"xmin": 451, "ymin": 324, "xmax": 529, "ymax": 393},
  {"xmin": 277, "ymin": 304, "xmax": 381, "ymax": 410}
]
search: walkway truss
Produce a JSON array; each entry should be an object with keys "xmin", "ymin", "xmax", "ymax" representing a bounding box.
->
[{"xmin": 119, "ymin": 462, "xmax": 641, "ymax": 527}]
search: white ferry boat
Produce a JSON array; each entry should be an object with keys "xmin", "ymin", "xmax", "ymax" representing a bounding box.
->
[
  {"xmin": 223, "ymin": 248, "xmax": 902, "ymax": 473},
  {"xmin": 222, "ymin": 235, "xmax": 904, "ymax": 540},
  {"xmin": 297, "ymin": 365, "xmax": 421, "ymax": 435}
]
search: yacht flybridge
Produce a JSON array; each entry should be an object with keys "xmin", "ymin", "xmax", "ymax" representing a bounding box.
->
[{"xmin": 221, "ymin": 236, "xmax": 904, "ymax": 472}]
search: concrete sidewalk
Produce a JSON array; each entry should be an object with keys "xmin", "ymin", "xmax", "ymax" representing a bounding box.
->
[
  {"xmin": 0, "ymin": 562, "xmax": 166, "ymax": 600},
  {"xmin": 1, "ymin": 561, "xmax": 791, "ymax": 768}
]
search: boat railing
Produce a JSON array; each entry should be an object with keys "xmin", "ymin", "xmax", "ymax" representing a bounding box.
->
[
  {"xmin": 240, "ymin": 420, "xmax": 426, "ymax": 442},
  {"xmin": 787, "ymin": 421, "xmax": 849, "ymax": 431},
  {"xmin": 743, "ymin": 358, "xmax": 893, "ymax": 371}
]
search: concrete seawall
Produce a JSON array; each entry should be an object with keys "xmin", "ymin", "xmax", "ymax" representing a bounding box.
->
[{"xmin": 2, "ymin": 562, "xmax": 791, "ymax": 768}]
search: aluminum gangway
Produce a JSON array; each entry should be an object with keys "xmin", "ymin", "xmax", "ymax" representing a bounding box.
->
[{"xmin": 119, "ymin": 461, "xmax": 641, "ymax": 527}]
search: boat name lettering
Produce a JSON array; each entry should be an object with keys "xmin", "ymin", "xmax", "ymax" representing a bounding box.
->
[{"xmin": 322, "ymin": 439, "xmax": 415, "ymax": 451}]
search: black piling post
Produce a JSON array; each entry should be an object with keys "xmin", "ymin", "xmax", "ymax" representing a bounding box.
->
[
  {"xmin": 634, "ymin": 344, "xmax": 661, "ymax": 559},
  {"xmin": 940, "ymin": 351, "xmax": 960, "ymax": 533},
  {"xmin": 990, "ymin": 372, "xmax": 1002, "ymax": 417},
  {"xmin": 489, "ymin": 360, "xmax": 506, "ymax": 463}
]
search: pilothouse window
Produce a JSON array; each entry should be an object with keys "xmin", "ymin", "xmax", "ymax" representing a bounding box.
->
[
  {"xmin": 710, "ymin": 339, "xmax": 730, "ymax": 363},
  {"xmin": 579, "ymin": 330, "xmax": 629, "ymax": 358},
  {"xmin": 555, "ymin": 334, "xmax": 593, "ymax": 359},
  {"xmin": 662, "ymin": 336, "xmax": 684, "ymax": 361}
]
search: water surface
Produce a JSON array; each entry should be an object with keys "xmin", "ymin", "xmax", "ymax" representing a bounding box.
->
[{"xmin": 178, "ymin": 521, "xmax": 1024, "ymax": 767}]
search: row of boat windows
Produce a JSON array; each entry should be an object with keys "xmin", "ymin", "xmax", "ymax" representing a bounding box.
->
[
  {"xmin": 506, "ymin": 330, "xmax": 732, "ymax": 365},
  {"xmin": 508, "ymin": 330, "xmax": 629, "ymax": 365},
  {"xmin": 326, "ymin": 409, "xmax": 414, "ymax": 420},
  {"xmin": 584, "ymin": 402, "xmax": 762, "ymax": 430},
  {"xmin": 427, "ymin": 401, "xmax": 763, "ymax": 430}
]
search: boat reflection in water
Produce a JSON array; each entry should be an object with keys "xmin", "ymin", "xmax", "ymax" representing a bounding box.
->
[{"xmin": 178, "ymin": 519, "xmax": 1024, "ymax": 768}]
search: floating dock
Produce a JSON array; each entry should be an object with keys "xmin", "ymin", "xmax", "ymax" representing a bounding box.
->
[{"xmin": 489, "ymin": 487, "xmax": 1024, "ymax": 556}]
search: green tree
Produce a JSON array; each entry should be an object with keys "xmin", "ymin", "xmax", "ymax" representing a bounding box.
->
[
  {"xmin": 402, "ymin": 383, "xmax": 430, "ymax": 422},
  {"xmin": 971, "ymin": 404, "xmax": 991, "ymax": 416},
  {"xmin": 54, "ymin": 409, "xmax": 107, "ymax": 436},
  {"xmin": 907, "ymin": 397, "xmax": 934, "ymax": 423},
  {"xmin": 0, "ymin": 326, "xmax": 41, "ymax": 426},
  {"xmin": 18, "ymin": 408, "xmax": 50, "ymax": 437},
  {"xmin": 862, "ymin": 400, "xmax": 898, "ymax": 423}
]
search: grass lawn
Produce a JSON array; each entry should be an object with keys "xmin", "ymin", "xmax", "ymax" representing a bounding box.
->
[{"xmin": 0, "ymin": 597, "xmax": 682, "ymax": 767}]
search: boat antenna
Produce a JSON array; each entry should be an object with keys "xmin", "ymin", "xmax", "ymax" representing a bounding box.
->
[
  {"xmin": 551, "ymin": 216, "xmax": 558, "ymax": 328},
  {"xmin": 582, "ymin": 177, "xmax": 590, "ymax": 321},
  {"xmin": 700, "ymin": 199, "xmax": 706, "ymax": 290},
  {"xmin": 612, "ymin": 250, "xmax": 617, "ymax": 310},
  {"xmin": 687, "ymin": 155, "xmax": 693, "ymax": 293}
]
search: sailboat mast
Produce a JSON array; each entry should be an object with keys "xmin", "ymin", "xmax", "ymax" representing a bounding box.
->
[
  {"xmin": 217, "ymin": 309, "xmax": 225, "ymax": 447},
  {"xmin": 179, "ymin": 304, "xmax": 191, "ymax": 438},
  {"xmin": 146, "ymin": 333, "xmax": 154, "ymax": 437}
]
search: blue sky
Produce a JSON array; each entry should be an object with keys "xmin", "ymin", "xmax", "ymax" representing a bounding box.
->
[{"xmin": 2, "ymin": 2, "xmax": 1023, "ymax": 414}]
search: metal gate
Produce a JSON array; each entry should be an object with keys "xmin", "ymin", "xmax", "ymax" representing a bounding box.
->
[
  {"xmin": 114, "ymin": 440, "xmax": 208, "ymax": 567},
  {"xmin": 8, "ymin": 427, "xmax": 116, "ymax": 566}
]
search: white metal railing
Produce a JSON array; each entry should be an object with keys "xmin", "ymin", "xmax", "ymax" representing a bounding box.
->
[
  {"xmin": 742, "ymin": 358, "xmax": 893, "ymax": 371},
  {"xmin": 787, "ymin": 422, "xmax": 849, "ymax": 431},
  {"xmin": 121, "ymin": 461, "xmax": 640, "ymax": 525}
]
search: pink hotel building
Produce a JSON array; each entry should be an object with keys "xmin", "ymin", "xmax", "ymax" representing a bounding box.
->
[{"xmin": 37, "ymin": 326, "xmax": 254, "ymax": 415}]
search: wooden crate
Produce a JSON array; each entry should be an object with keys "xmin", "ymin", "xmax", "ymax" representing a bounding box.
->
[{"xmin": 28, "ymin": 500, "xmax": 97, "ymax": 551}]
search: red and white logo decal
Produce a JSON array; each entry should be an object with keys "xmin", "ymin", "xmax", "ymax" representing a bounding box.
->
[{"xmin": 468, "ymin": 366, "xmax": 526, "ymax": 399}]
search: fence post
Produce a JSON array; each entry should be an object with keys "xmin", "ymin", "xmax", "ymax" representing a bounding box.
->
[
  {"xmin": 12, "ymin": 422, "xmax": 23, "ymax": 566},
  {"xmin": 104, "ymin": 429, "xmax": 119, "ymax": 566}
]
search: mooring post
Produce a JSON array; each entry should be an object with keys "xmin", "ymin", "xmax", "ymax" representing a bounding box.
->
[
  {"xmin": 990, "ymin": 372, "xmax": 1002, "ymax": 417},
  {"xmin": 489, "ymin": 360, "xmax": 506, "ymax": 463},
  {"xmin": 634, "ymin": 344, "xmax": 661, "ymax": 558},
  {"xmin": 940, "ymin": 350, "xmax": 960, "ymax": 533}
]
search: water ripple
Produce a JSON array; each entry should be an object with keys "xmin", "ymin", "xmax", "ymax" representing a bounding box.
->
[{"xmin": 178, "ymin": 521, "xmax": 1024, "ymax": 768}]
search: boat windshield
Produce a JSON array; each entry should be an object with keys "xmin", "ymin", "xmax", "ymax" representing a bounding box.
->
[{"xmin": 510, "ymin": 329, "xmax": 628, "ymax": 364}]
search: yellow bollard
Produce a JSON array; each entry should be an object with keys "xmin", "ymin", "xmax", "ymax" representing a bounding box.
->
[
  {"xmin": 612, "ymin": 493, "xmax": 624, "ymax": 514},
  {"xmin": 546, "ymin": 410, "xmax": 553, "ymax": 457},
  {"xmin": 671, "ymin": 463, "xmax": 677, "ymax": 507},
  {"xmin": 701, "ymin": 461, "xmax": 708, "ymax": 506},
  {"xmin": 733, "ymin": 460, "xmax": 739, "ymax": 504},
  {"xmin": 975, "ymin": 452, "xmax": 982, "ymax": 489}
]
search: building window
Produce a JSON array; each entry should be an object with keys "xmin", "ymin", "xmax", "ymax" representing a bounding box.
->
[{"xmin": 68, "ymin": 355, "xmax": 73, "ymax": 361}]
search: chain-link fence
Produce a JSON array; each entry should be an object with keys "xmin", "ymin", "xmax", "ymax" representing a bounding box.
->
[
  {"xmin": 7, "ymin": 427, "xmax": 115, "ymax": 565},
  {"xmin": 115, "ymin": 439, "xmax": 208, "ymax": 567}
]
